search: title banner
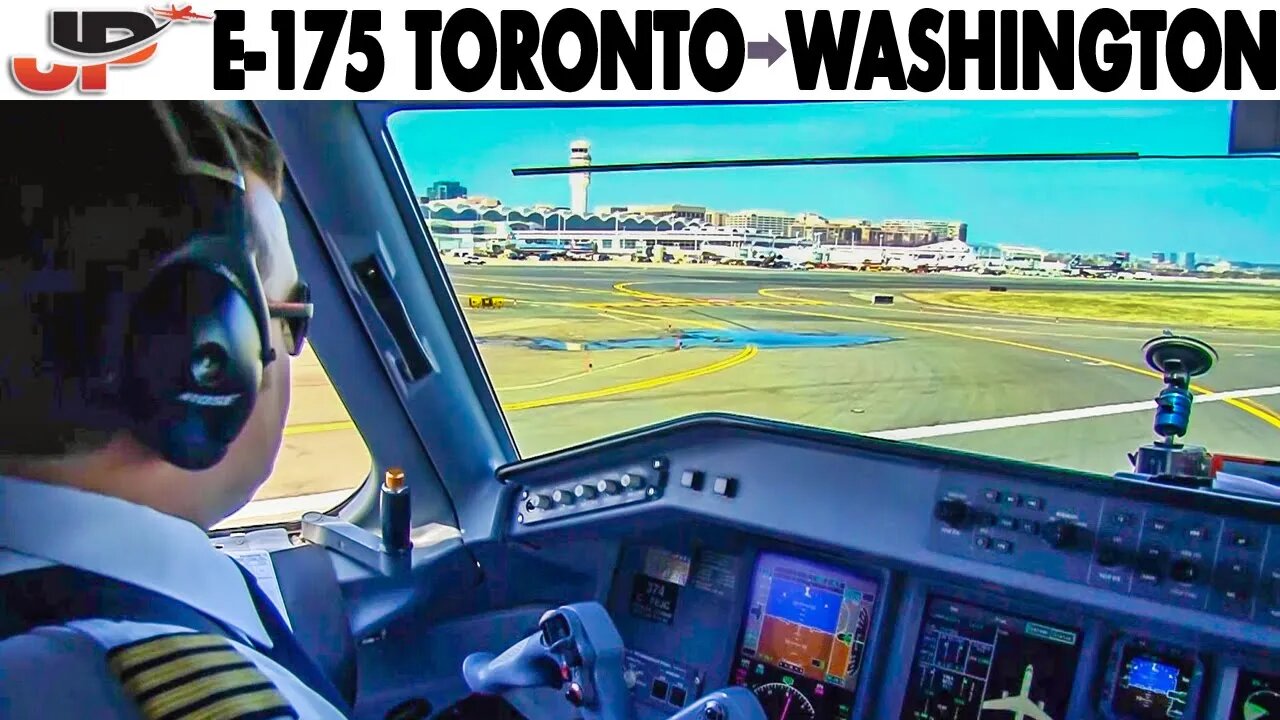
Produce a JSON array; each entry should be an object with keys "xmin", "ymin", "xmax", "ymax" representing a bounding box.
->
[{"xmin": 4, "ymin": 0, "xmax": 1277, "ymax": 99}]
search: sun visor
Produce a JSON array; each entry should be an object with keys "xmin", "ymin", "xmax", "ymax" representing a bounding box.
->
[{"xmin": 1228, "ymin": 101, "xmax": 1280, "ymax": 153}]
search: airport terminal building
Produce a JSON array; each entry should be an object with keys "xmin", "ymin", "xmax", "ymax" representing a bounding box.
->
[
  {"xmin": 418, "ymin": 140, "xmax": 976, "ymax": 267},
  {"xmin": 420, "ymin": 197, "xmax": 977, "ymax": 268}
]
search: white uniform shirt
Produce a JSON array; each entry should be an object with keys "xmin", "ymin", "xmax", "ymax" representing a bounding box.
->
[{"xmin": 0, "ymin": 475, "xmax": 347, "ymax": 719}]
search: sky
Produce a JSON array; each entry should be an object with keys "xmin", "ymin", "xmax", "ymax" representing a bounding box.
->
[{"xmin": 387, "ymin": 101, "xmax": 1280, "ymax": 263}]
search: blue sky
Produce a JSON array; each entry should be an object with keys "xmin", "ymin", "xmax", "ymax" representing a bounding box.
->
[{"xmin": 387, "ymin": 102, "xmax": 1279, "ymax": 263}]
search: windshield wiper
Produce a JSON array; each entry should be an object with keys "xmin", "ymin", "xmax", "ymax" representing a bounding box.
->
[{"xmin": 511, "ymin": 151, "xmax": 1279, "ymax": 176}]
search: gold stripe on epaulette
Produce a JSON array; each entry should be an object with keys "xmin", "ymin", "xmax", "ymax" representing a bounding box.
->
[{"xmin": 105, "ymin": 633, "xmax": 298, "ymax": 720}]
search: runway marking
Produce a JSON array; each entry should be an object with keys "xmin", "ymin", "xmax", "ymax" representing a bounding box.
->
[
  {"xmin": 595, "ymin": 306, "xmax": 727, "ymax": 330},
  {"xmin": 501, "ymin": 345, "xmax": 759, "ymax": 411},
  {"xmin": 286, "ymin": 302, "xmax": 749, "ymax": 434},
  {"xmin": 613, "ymin": 281, "xmax": 679, "ymax": 300},
  {"xmin": 934, "ymin": 324, "xmax": 1280, "ymax": 349},
  {"xmin": 494, "ymin": 350, "xmax": 677, "ymax": 391},
  {"xmin": 760, "ymin": 286, "xmax": 1100, "ymax": 326},
  {"xmin": 597, "ymin": 310, "xmax": 668, "ymax": 330},
  {"xmin": 869, "ymin": 385, "xmax": 1280, "ymax": 441},
  {"xmin": 573, "ymin": 299, "xmax": 822, "ymax": 309},
  {"xmin": 753, "ymin": 288, "xmax": 1280, "ymax": 433},
  {"xmin": 904, "ymin": 291, "xmax": 1279, "ymax": 332},
  {"xmin": 455, "ymin": 276, "xmax": 618, "ymax": 296}
]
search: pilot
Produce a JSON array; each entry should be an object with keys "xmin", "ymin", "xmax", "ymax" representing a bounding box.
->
[{"xmin": 0, "ymin": 102, "xmax": 347, "ymax": 718}]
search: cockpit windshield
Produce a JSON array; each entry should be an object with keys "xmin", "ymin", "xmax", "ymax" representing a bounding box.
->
[{"xmin": 386, "ymin": 100, "xmax": 1280, "ymax": 476}]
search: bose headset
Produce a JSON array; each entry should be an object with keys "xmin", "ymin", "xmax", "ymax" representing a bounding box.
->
[{"xmin": 72, "ymin": 102, "xmax": 278, "ymax": 471}]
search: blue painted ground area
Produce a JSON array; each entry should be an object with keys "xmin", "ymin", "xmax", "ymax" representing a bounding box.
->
[{"xmin": 482, "ymin": 329, "xmax": 898, "ymax": 351}]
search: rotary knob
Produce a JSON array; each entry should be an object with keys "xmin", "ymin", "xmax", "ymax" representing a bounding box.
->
[
  {"xmin": 574, "ymin": 483, "xmax": 598, "ymax": 500},
  {"xmin": 551, "ymin": 488, "xmax": 575, "ymax": 506},
  {"xmin": 620, "ymin": 473, "xmax": 646, "ymax": 491},
  {"xmin": 597, "ymin": 478, "xmax": 621, "ymax": 495},
  {"xmin": 1042, "ymin": 519, "xmax": 1080, "ymax": 549},
  {"xmin": 933, "ymin": 498, "xmax": 970, "ymax": 528},
  {"xmin": 526, "ymin": 494, "xmax": 552, "ymax": 511}
]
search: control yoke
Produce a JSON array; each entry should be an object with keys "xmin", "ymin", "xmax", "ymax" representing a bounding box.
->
[{"xmin": 463, "ymin": 602, "xmax": 765, "ymax": 720}]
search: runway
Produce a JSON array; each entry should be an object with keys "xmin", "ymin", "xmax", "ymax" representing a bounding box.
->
[
  {"xmin": 450, "ymin": 263, "xmax": 1280, "ymax": 475},
  {"xmin": 230, "ymin": 261, "xmax": 1279, "ymax": 527}
]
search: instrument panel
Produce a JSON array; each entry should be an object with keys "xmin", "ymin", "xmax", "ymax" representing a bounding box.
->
[{"xmin": 497, "ymin": 414, "xmax": 1280, "ymax": 719}]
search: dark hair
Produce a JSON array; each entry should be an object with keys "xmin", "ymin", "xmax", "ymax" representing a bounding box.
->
[
  {"xmin": 0, "ymin": 101, "xmax": 285, "ymax": 458},
  {"xmin": 218, "ymin": 110, "xmax": 286, "ymax": 199}
]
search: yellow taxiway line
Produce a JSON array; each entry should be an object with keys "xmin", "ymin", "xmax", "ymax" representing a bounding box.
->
[
  {"xmin": 755, "ymin": 288, "xmax": 1280, "ymax": 432},
  {"xmin": 286, "ymin": 289, "xmax": 759, "ymax": 434},
  {"xmin": 501, "ymin": 345, "xmax": 758, "ymax": 411},
  {"xmin": 495, "ymin": 350, "xmax": 675, "ymax": 392},
  {"xmin": 284, "ymin": 344, "xmax": 758, "ymax": 434}
]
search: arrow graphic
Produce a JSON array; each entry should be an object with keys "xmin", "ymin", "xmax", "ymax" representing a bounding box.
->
[{"xmin": 747, "ymin": 35, "xmax": 786, "ymax": 66}]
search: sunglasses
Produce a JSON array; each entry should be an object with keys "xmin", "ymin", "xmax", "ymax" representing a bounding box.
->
[{"xmin": 267, "ymin": 281, "xmax": 313, "ymax": 356}]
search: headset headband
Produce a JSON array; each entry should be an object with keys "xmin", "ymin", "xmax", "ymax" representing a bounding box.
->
[{"xmin": 87, "ymin": 110, "xmax": 275, "ymax": 405}]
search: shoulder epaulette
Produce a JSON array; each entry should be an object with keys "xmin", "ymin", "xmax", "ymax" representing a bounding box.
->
[{"xmin": 105, "ymin": 632, "xmax": 298, "ymax": 720}]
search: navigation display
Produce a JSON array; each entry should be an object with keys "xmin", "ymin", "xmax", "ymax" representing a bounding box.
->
[
  {"xmin": 901, "ymin": 598, "xmax": 1083, "ymax": 720},
  {"xmin": 1229, "ymin": 670, "xmax": 1280, "ymax": 720},
  {"xmin": 731, "ymin": 553, "xmax": 879, "ymax": 720}
]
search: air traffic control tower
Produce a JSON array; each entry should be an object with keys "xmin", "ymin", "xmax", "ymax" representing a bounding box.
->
[{"xmin": 569, "ymin": 140, "xmax": 591, "ymax": 215}]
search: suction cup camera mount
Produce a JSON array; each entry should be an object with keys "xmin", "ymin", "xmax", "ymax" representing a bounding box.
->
[
  {"xmin": 1145, "ymin": 334, "xmax": 1217, "ymax": 441},
  {"xmin": 1118, "ymin": 334, "xmax": 1218, "ymax": 489}
]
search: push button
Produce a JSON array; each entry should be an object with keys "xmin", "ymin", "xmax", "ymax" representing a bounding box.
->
[
  {"xmin": 669, "ymin": 686, "xmax": 687, "ymax": 707},
  {"xmin": 680, "ymin": 470, "xmax": 703, "ymax": 490},
  {"xmin": 713, "ymin": 477, "xmax": 736, "ymax": 497}
]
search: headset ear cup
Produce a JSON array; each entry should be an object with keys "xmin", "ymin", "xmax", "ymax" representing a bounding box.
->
[{"xmin": 123, "ymin": 265, "xmax": 264, "ymax": 471}]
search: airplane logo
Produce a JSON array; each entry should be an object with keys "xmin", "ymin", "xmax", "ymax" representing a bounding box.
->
[
  {"xmin": 11, "ymin": 5, "xmax": 213, "ymax": 93},
  {"xmin": 981, "ymin": 665, "xmax": 1054, "ymax": 720},
  {"xmin": 150, "ymin": 4, "xmax": 214, "ymax": 22}
]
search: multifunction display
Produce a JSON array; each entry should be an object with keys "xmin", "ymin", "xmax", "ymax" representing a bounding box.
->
[{"xmin": 901, "ymin": 598, "xmax": 1083, "ymax": 720}]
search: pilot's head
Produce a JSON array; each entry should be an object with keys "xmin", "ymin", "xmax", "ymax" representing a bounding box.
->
[{"xmin": 0, "ymin": 101, "xmax": 301, "ymax": 528}]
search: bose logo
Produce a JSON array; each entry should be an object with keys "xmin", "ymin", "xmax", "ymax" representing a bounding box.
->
[{"xmin": 177, "ymin": 392, "xmax": 241, "ymax": 407}]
